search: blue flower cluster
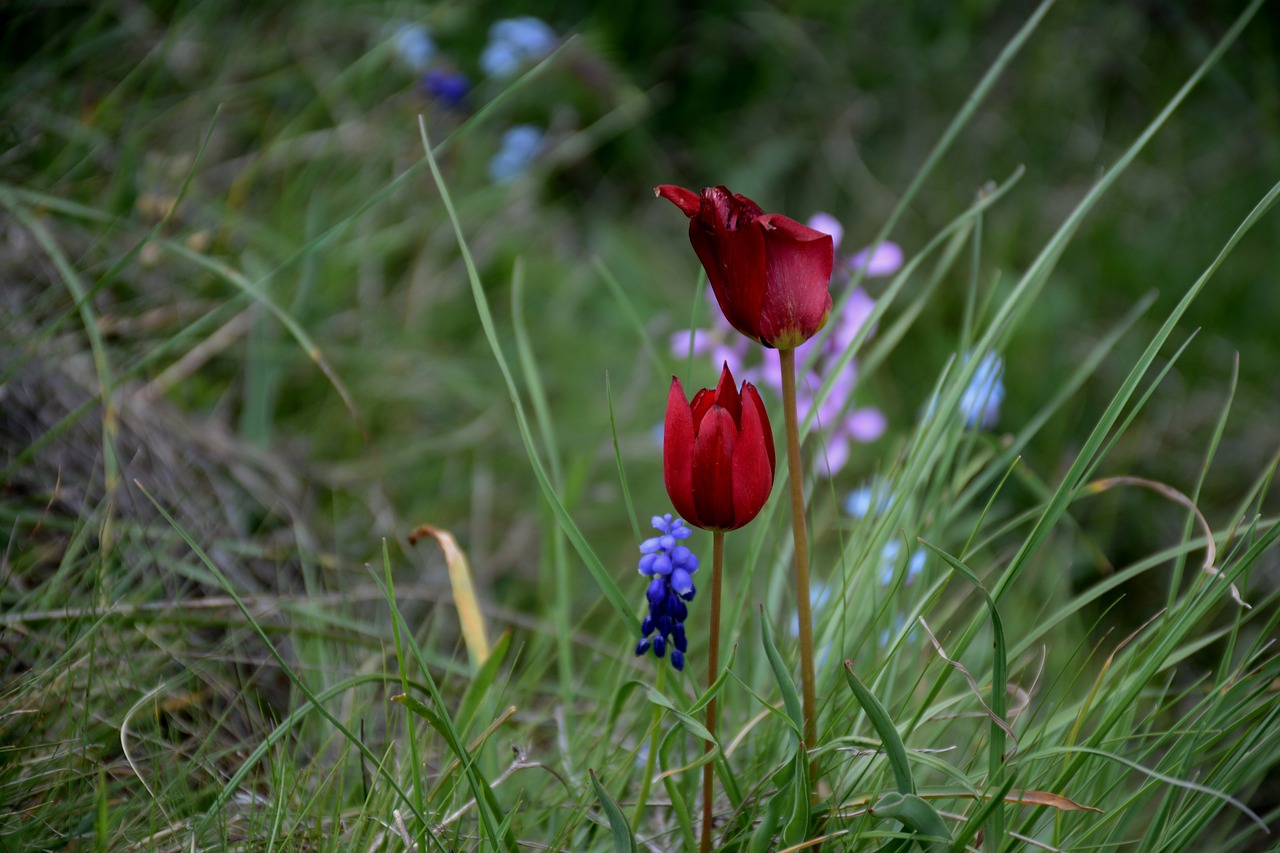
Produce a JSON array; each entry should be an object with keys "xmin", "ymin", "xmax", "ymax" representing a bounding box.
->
[
  {"xmin": 635, "ymin": 514, "xmax": 698, "ymax": 671},
  {"xmin": 878, "ymin": 540, "xmax": 926, "ymax": 586},
  {"xmin": 392, "ymin": 22, "xmax": 436, "ymax": 71},
  {"xmin": 488, "ymin": 125, "xmax": 545, "ymax": 183},
  {"xmin": 844, "ymin": 478, "xmax": 894, "ymax": 519},
  {"xmin": 481, "ymin": 17, "xmax": 558, "ymax": 78}
]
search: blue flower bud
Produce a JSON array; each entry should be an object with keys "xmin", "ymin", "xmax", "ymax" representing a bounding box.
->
[
  {"xmin": 651, "ymin": 553, "xmax": 672, "ymax": 576},
  {"xmin": 671, "ymin": 649, "xmax": 685, "ymax": 671},
  {"xmin": 647, "ymin": 577, "xmax": 666, "ymax": 606}
]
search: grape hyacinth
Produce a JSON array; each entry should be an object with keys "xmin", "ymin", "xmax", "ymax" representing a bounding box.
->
[
  {"xmin": 422, "ymin": 68, "xmax": 469, "ymax": 107},
  {"xmin": 635, "ymin": 514, "xmax": 699, "ymax": 671}
]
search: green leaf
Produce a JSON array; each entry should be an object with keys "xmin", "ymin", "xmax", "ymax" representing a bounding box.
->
[
  {"xmin": 870, "ymin": 793, "xmax": 952, "ymax": 852},
  {"xmin": 949, "ymin": 776, "xmax": 1018, "ymax": 853},
  {"xmin": 590, "ymin": 769, "xmax": 639, "ymax": 853},
  {"xmin": 781, "ymin": 742, "xmax": 811, "ymax": 847},
  {"xmin": 842, "ymin": 662, "xmax": 915, "ymax": 795},
  {"xmin": 455, "ymin": 628, "xmax": 512, "ymax": 736},
  {"xmin": 758, "ymin": 607, "xmax": 803, "ymax": 741},
  {"xmin": 646, "ymin": 687, "xmax": 715, "ymax": 743}
]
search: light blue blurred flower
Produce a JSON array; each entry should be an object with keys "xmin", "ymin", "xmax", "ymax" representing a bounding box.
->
[
  {"xmin": 878, "ymin": 540, "xmax": 925, "ymax": 586},
  {"xmin": 790, "ymin": 581, "xmax": 832, "ymax": 638},
  {"xmin": 392, "ymin": 23, "xmax": 436, "ymax": 72},
  {"xmin": 880, "ymin": 613, "xmax": 908, "ymax": 648},
  {"xmin": 481, "ymin": 16, "xmax": 557, "ymax": 78},
  {"xmin": 788, "ymin": 580, "xmax": 834, "ymax": 670},
  {"xmin": 844, "ymin": 479, "xmax": 893, "ymax": 519},
  {"xmin": 960, "ymin": 352, "xmax": 1004, "ymax": 429},
  {"xmin": 488, "ymin": 125, "xmax": 544, "ymax": 183}
]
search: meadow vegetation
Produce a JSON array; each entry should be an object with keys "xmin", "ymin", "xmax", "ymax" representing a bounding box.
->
[{"xmin": 2, "ymin": 1, "xmax": 1278, "ymax": 850}]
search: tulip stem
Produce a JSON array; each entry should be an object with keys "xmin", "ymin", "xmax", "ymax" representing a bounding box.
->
[
  {"xmin": 778, "ymin": 347, "xmax": 819, "ymax": 785},
  {"xmin": 700, "ymin": 530, "xmax": 725, "ymax": 853}
]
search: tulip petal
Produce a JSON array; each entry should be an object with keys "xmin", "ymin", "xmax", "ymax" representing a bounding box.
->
[
  {"xmin": 806, "ymin": 211, "xmax": 844, "ymax": 250},
  {"xmin": 655, "ymin": 184, "xmax": 701, "ymax": 217},
  {"xmin": 691, "ymin": 404, "xmax": 737, "ymax": 530},
  {"xmin": 712, "ymin": 363, "xmax": 742, "ymax": 427},
  {"xmin": 692, "ymin": 188, "xmax": 768, "ymax": 344},
  {"xmin": 743, "ymin": 382, "xmax": 776, "ymax": 475},
  {"xmin": 689, "ymin": 388, "xmax": 715, "ymax": 430},
  {"xmin": 756, "ymin": 213, "xmax": 834, "ymax": 349},
  {"xmin": 732, "ymin": 383, "xmax": 775, "ymax": 527},
  {"xmin": 663, "ymin": 377, "xmax": 699, "ymax": 527}
]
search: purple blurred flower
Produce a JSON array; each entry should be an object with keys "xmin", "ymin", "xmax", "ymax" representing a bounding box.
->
[
  {"xmin": 422, "ymin": 68, "xmax": 469, "ymax": 107},
  {"xmin": 671, "ymin": 212, "xmax": 901, "ymax": 476}
]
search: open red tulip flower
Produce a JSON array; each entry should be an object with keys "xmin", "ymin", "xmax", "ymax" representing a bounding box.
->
[
  {"xmin": 656, "ymin": 184, "xmax": 835, "ymax": 350},
  {"xmin": 664, "ymin": 363, "xmax": 776, "ymax": 532}
]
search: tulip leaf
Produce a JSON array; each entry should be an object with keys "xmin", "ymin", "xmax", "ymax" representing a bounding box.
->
[
  {"xmin": 918, "ymin": 539, "xmax": 1011, "ymax": 842},
  {"xmin": 869, "ymin": 793, "xmax": 951, "ymax": 852},
  {"xmin": 781, "ymin": 740, "xmax": 811, "ymax": 847},
  {"xmin": 747, "ymin": 747, "xmax": 802, "ymax": 853},
  {"xmin": 842, "ymin": 662, "xmax": 914, "ymax": 795},
  {"xmin": 590, "ymin": 769, "xmax": 639, "ymax": 853}
]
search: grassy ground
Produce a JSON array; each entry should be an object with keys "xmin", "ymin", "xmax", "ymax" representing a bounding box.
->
[{"xmin": 3, "ymin": 1, "xmax": 1279, "ymax": 850}]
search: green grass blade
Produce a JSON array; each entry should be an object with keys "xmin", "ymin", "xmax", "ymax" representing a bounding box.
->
[
  {"xmin": 417, "ymin": 115, "xmax": 639, "ymax": 638},
  {"xmin": 842, "ymin": 662, "xmax": 914, "ymax": 795},
  {"xmin": 589, "ymin": 769, "xmax": 640, "ymax": 853}
]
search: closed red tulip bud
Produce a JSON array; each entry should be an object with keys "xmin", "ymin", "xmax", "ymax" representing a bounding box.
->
[
  {"xmin": 656, "ymin": 184, "xmax": 834, "ymax": 350},
  {"xmin": 664, "ymin": 363, "xmax": 776, "ymax": 532}
]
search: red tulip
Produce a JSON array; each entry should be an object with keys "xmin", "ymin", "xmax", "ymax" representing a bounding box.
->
[
  {"xmin": 656, "ymin": 184, "xmax": 835, "ymax": 350},
  {"xmin": 664, "ymin": 363, "xmax": 776, "ymax": 531}
]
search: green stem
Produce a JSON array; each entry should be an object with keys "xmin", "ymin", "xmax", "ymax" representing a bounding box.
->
[
  {"xmin": 778, "ymin": 347, "xmax": 818, "ymax": 783},
  {"xmin": 632, "ymin": 664, "xmax": 663, "ymax": 828},
  {"xmin": 700, "ymin": 530, "xmax": 725, "ymax": 853}
]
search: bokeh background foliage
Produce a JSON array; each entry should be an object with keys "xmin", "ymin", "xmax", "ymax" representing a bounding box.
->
[{"xmin": 2, "ymin": 0, "xmax": 1279, "ymax": 850}]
